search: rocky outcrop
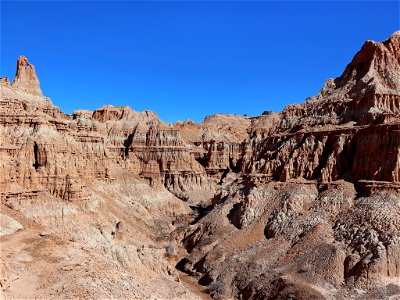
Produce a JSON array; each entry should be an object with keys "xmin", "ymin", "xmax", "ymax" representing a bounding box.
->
[
  {"xmin": 239, "ymin": 32, "xmax": 400, "ymax": 190},
  {"xmin": 11, "ymin": 56, "xmax": 43, "ymax": 97},
  {"xmin": 173, "ymin": 114, "xmax": 250, "ymax": 182},
  {"xmin": 1, "ymin": 32, "xmax": 399, "ymax": 300},
  {"xmin": 0, "ymin": 57, "xmax": 213, "ymax": 203},
  {"xmin": 176, "ymin": 32, "xmax": 400, "ymax": 300},
  {"xmin": 279, "ymin": 31, "xmax": 400, "ymax": 128},
  {"xmin": 0, "ymin": 57, "xmax": 207, "ymax": 299}
]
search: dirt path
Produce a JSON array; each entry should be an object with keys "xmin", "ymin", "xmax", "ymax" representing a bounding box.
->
[
  {"xmin": 178, "ymin": 271, "xmax": 212, "ymax": 300},
  {"xmin": 1, "ymin": 229, "xmax": 42, "ymax": 299}
]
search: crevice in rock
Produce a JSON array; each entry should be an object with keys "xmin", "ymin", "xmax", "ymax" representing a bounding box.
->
[
  {"xmin": 198, "ymin": 272, "xmax": 213, "ymax": 286},
  {"xmin": 189, "ymin": 205, "xmax": 213, "ymax": 225},
  {"xmin": 176, "ymin": 258, "xmax": 191, "ymax": 272},
  {"xmin": 33, "ymin": 142, "xmax": 40, "ymax": 170},
  {"xmin": 123, "ymin": 124, "xmax": 138, "ymax": 158},
  {"xmin": 123, "ymin": 133, "xmax": 134, "ymax": 158},
  {"xmin": 218, "ymin": 168, "xmax": 230, "ymax": 184},
  {"xmin": 193, "ymin": 255, "xmax": 207, "ymax": 274},
  {"xmin": 227, "ymin": 202, "xmax": 243, "ymax": 229},
  {"xmin": 312, "ymin": 135, "xmax": 334, "ymax": 179},
  {"xmin": 229, "ymin": 157, "xmax": 242, "ymax": 173},
  {"xmin": 196, "ymin": 155, "xmax": 208, "ymax": 168}
]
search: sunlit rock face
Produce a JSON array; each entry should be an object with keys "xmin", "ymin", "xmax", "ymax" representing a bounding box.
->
[
  {"xmin": 0, "ymin": 32, "xmax": 399, "ymax": 300},
  {"xmin": 176, "ymin": 32, "xmax": 400, "ymax": 300},
  {"xmin": 240, "ymin": 31, "xmax": 400, "ymax": 187},
  {"xmin": 11, "ymin": 55, "xmax": 44, "ymax": 97}
]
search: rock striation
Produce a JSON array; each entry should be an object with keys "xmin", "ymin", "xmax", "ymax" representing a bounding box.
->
[
  {"xmin": 239, "ymin": 32, "xmax": 400, "ymax": 190},
  {"xmin": 175, "ymin": 31, "xmax": 400, "ymax": 299},
  {"xmin": 0, "ymin": 32, "xmax": 399, "ymax": 299}
]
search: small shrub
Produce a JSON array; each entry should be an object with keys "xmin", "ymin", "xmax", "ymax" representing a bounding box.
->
[
  {"xmin": 165, "ymin": 241, "xmax": 176, "ymax": 257},
  {"xmin": 262, "ymin": 110, "xmax": 272, "ymax": 116},
  {"xmin": 207, "ymin": 280, "xmax": 225, "ymax": 295}
]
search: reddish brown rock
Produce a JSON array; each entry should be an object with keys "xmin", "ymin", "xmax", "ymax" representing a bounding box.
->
[
  {"xmin": 11, "ymin": 56, "xmax": 43, "ymax": 97},
  {"xmin": 1, "ymin": 32, "xmax": 399, "ymax": 300},
  {"xmin": 176, "ymin": 32, "xmax": 400, "ymax": 300},
  {"xmin": 240, "ymin": 32, "xmax": 400, "ymax": 188}
]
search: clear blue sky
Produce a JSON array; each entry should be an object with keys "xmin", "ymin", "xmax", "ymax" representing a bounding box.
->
[{"xmin": 1, "ymin": 1, "xmax": 399, "ymax": 123}]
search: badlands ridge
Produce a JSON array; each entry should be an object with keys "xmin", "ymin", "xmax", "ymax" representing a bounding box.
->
[{"xmin": 0, "ymin": 32, "xmax": 400, "ymax": 299}]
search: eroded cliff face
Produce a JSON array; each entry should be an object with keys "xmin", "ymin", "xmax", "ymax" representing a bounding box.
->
[
  {"xmin": 1, "ymin": 32, "xmax": 399, "ymax": 300},
  {"xmin": 0, "ymin": 86, "xmax": 214, "ymax": 204},
  {"xmin": 176, "ymin": 32, "xmax": 400, "ymax": 300},
  {"xmin": 239, "ymin": 32, "xmax": 400, "ymax": 191},
  {"xmin": 0, "ymin": 57, "xmax": 214, "ymax": 299}
]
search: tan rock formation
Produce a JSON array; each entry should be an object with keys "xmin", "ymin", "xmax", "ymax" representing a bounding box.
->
[
  {"xmin": 1, "ymin": 32, "xmax": 399, "ymax": 299},
  {"xmin": 239, "ymin": 32, "xmax": 400, "ymax": 189},
  {"xmin": 177, "ymin": 32, "xmax": 400, "ymax": 300},
  {"xmin": 11, "ymin": 56, "xmax": 43, "ymax": 97},
  {"xmin": 174, "ymin": 114, "xmax": 250, "ymax": 183},
  {"xmin": 0, "ymin": 57, "xmax": 211, "ymax": 298}
]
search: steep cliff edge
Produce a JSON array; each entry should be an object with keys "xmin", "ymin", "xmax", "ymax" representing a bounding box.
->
[{"xmin": 240, "ymin": 32, "xmax": 400, "ymax": 190}]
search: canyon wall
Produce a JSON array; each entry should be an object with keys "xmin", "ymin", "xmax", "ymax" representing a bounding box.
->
[
  {"xmin": 1, "ymin": 32, "xmax": 399, "ymax": 299},
  {"xmin": 176, "ymin": 31, "xmax": 400, "ymax": 300}
]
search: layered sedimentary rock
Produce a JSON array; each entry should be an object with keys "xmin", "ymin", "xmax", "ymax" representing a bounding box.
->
[
  {"xmin": 239, "ymin": 32, "xmax": 400, "ymax": 190},
  {"xmin": 176, "ymin": 32, "xmax": 400, "ymax": 300},
  {"xmin": 0, "ymin": 67, "xmax": 251, "ymax": 204},
  {"xmin": 0, "ymin": 81, "xmax": 209, "ymax": 204},
  {"xmin": 1, "ymin": 32, "xmax": 399, "ymax": 299},
  {"xmin": 1, "ymin": 57, "xmax": 208, "ymax": 298},
  {"xmin": 174, "ymin": 114, "xmax": 250, "ymax": 183}
]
